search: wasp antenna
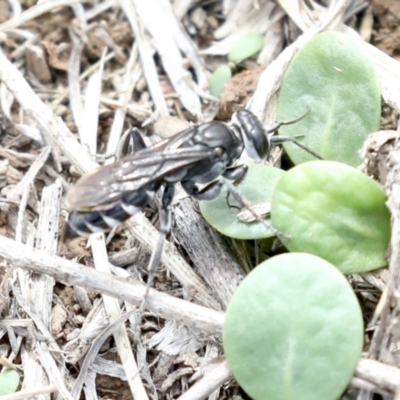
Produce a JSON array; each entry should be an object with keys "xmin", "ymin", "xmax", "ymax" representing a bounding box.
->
[{"xmin": 279, "ymin": 105, "xmax": 310, "ymax": 127}]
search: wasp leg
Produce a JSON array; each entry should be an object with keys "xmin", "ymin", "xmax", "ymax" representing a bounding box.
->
[
  {"xmin": 182, "ymin": 179, "xmax": 223, "ymax": 201},
  {"xmin": 223, "ymin": 165, "xmax": 248, "ymax": 183},
  {"xmin": 270, "ymin": 136, "xmax": 323, "ymax": 160},
  {"xmin": 222, "ymin": 178, "xmax": 282, "ymax": 238},
  {"xmin": 223, "ymin": 165, "xmax": 248, "ymax": 210},
  {"xmin": 116, "ymin": 127, "xmax": 147, "ymax": 159},
  {"xmin": 135, "ymin": 184, "xmax": 174, "ymax": 335}
]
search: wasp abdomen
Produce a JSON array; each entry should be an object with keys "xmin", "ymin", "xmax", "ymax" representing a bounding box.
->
[{"xmin": 66, "ymin": 188, "xmax": 156, "ymax": 238}]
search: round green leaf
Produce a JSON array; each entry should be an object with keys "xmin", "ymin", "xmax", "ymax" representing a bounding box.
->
[
  {"xmin": 228, "ymin": 32, "xmax": 264, "ymax": 63},
  {"xmin": 199, "ymin": 163, "xmax": 284, "ymax": 239},
  {"xmin": 223, "ymin": 253, "xmax": 363, "ymax": 400},
  {"xmin": 277, "ymin": 31, "xmax": 381, "ymax": 166},
  {"xmin": 209, "ymin": 65, "xmax": 232, "ymax": 98},
  {"xmin": 271, "ymin": 160, "xmax": 390, "ymax": 273},
  {"xmin": 0, "ymin": 369, "xmax": 20, "ymax": 395}
]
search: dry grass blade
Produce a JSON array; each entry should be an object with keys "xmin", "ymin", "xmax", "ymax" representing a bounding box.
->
[
  {"xmin": 120, "ymin": 0, "xmax": 169, "ymax": 115},
  {"xmin": 106, "ymin": 43, "xmax": 140, "ymax": 155},
  {"xmin": 135, "ymin": 0, "xmax": 203, "ymax": 116},
  {"xmin": 177, "ymin": 360, "xmax": 232, "ymax": 400},
  {"xmin": 79, "ymin": 49, "xmax": 106, "ymax": 154},
  {"xmin": 69, "ymin": 310, "xmax": 142, "ymax": 399},
  {"xmin": 90, "ymin": 236, "xmax": 148, "ymax": 399},
  {"xmin": 0, "ymin": 0, "xmax": 80, "ymax": 31}
]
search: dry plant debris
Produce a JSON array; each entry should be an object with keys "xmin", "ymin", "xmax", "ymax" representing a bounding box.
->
[{"xmin": 0, "ymin": 0, "xmax": 400, "ymax": 399}]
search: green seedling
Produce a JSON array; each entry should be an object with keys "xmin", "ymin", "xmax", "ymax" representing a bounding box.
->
[
  {"xmin": 209, "ymin": 32, "xmax": 264, "ymax": 98},
  {"xmin": 228, "ymin": 32, "xmax": 265, "ymax": 64},
  {"xmin": 277, "ymin": 31, "xmax": 381, "ymax": 166},
  {"xmin": 209, "ymin": 65, "xmax": 232, "ymax": 98},
  {"xmin": 0, "ymin": 369, "xmax": 20, "ymax": 395},
  {"xmin": 271, "ymin": 160, "xmax": 390, "ymax": 274},
  {"xmin": 223, "ymin": 253, "xmax": 364, "ymax": 400}
]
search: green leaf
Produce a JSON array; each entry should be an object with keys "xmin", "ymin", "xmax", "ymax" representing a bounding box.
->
[
  {"xmin": 223, "ymin": 253, "xmax": 364, "ymax": 400},
  {"xmin": 209, "ymin": 65, "xmax": 232, "ymax": 98},
  {"xmin": 277, "ymin": 31, "xmax": 381, "ymax": 166},
  {"xmin": 0, "ymin": 369, "xmax": 20, "ymax": 395},
  {"xmin": 228, "ymin": 32, "xmax": 264, "ymax": 63},
  {"xmin": 271, "ymin": 160, "xmax": 390, "ymax": 273},
  {"xmin": 199, "ymin": 163, "xmax": 284, "ymax": 239}
]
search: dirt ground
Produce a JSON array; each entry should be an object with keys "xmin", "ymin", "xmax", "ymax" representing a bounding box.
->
[{"xmin": 0, "ymin": 0, "xmax": 400, "ymax": 399}]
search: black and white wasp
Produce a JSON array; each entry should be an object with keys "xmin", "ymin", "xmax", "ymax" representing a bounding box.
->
[
  {"xmin": 66, "ymin": 108, "xmax": 319, "ymax": 237},
  {"xmin": 65, "ymin": 109, "xmax": 319, "ymax": 321}
]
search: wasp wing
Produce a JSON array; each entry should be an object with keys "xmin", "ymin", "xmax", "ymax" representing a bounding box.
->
[{"xmin": 66, "ymin": 145, "xmax": 214, "ymax": 210}]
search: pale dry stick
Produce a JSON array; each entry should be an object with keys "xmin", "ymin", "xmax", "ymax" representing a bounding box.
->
[
  {"xmin": 91, "ymin": 235, "xmax": 149, "ymax": 400},
  {"xmin": 81, "ymin": 236, "xmax": 151, "ymax": 399},
  {"xmin": 34, "ymin": 341, "xmax": 73, "ymax": 400},
  {"xmin": 14, "ymin": 146, "xmax": 51, "ymax": 243},
  {"xmin": 177, "ymin": 360, "xmax": 232, "ymax": 400},
  {"xmin": 357, "ymin": 37, "xmax": 400, "ymax": 114},
  {"xmin": 134, "ymin": 0, "xmax": 202, "ymax": 116},
  {"xmin": 355, "ymin": 358, "xmax": 400, "ymax": 394},
  {"xmin": 173, "ymin": 0, "xmax": 195, "ymax": 21},
  {"xmin": 100, "ymin": 95, "xmax": 151, "ymax": 121},
  {"xmin": 90, "ymin": 355, "xmax": 130, "ymax": 379},
  {"xmin": 70, "ymin": 310, "xmax": 134, "ymax": 398},
  {"xmin": 84, "ymin": 0, "xmax": 116, "ymax": 20},
  {"xmin": 52, "ymin": 51, "xmax": 116, "ymax": 109},
  {"xmin": 8, "ymin": 30, "xmax": 36, "ymax": 59},
  {"xmin": 79, "ymin": 49, "xmax": 107, "ymax": 154},
  {"xmin": 126, "ymin": 212, "xmax": 220, "ymax": 309},
  {"xmin": 204, "ymin": 1, "xmax": 278, "ymax": 57},
  {"xmin": 367, "ymin": 144, "xmax": 400, "ymax": 359},
  {"xmin": 0, "ymin": 385, "xmax": 57, "ymax": 400},
  {"xmin": 119, "ymin": 0, "xmax": 169, "ymax": 116},
  {"xmin": 351, "ymin": 377, "xmax": 391, "ymax": 398},
  {"xmin": 0, "ymin": 234, "xmax": 224, "ymax": 334},
  {"xmin": 15, "ymin": 180, "xmax": 62, "ymax": 398},
  {"xmin": 257, "ymin": 6, "xmax": 286, "ymax": 66},
  {"xmin": 31, "ymin": 180, "xmax": 66, "ymax": 391},
  {"xmin": 277, "ymin": 0, "xmax": 321, "ymax": 32},
  {"xmin": 172, "ymin": 198, "xmax": 245, "ymax": 309},
  {"xmin": 5, "ymin": 0, "xmax": 22, "ymax": 20},
  {"xmin": 214, "ymin": 0, "xmax": 255, "ymax": 39},
  {"xmin": 13, "ymin": 291, "xmax": 73, "ymax": 400},
  {"xmin": 35, "ymin": 180, "xmax": 63, "ymax": 318},
  {"xmin": 0, "ymin": 0, "xmax": 81, "ymax": 31},
  {"xmin": 106, "ymin": 42, "xmax": 140, "ymax": 155},
  {"xmin": 68, "ymin": 29, "xmax": 84, "ymax": 141},
  {"xmin": 71, "ymin": 2, "xmax": 87, "ymax": 30}
]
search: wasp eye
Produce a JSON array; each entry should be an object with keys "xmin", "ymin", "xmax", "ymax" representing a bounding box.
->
[{"xmin": 233, "ymin": 109, "xmax": 270, "ymax": 159}]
